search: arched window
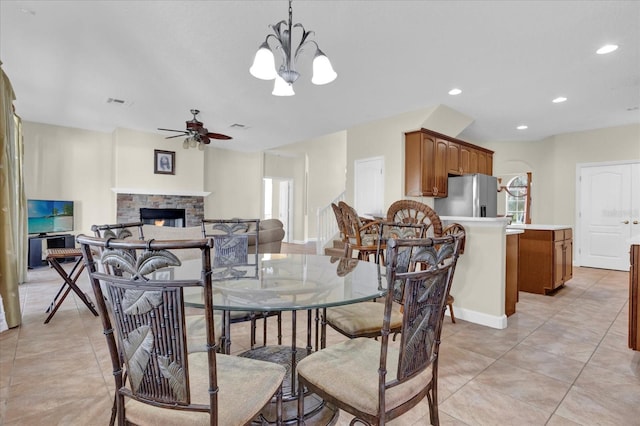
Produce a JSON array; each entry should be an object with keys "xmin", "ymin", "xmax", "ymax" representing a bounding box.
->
[{"xmin": 504, "ymin": 173, "xmax": 531, "ymax": 224}]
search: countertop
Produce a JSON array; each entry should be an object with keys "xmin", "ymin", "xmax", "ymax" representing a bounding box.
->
[{"xmin": 507, "ymin": 224, "xmax": 572, "ymax": 231}]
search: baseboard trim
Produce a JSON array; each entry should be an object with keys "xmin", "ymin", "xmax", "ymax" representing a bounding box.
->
[{"xmin": 447, "ymin": 306, "xmax": 507, "ymax": 329}]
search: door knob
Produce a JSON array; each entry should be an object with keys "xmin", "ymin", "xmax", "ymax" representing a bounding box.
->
[{"xmin": 622, "ymin": 220, "xmax": 629, "ymax": 224}]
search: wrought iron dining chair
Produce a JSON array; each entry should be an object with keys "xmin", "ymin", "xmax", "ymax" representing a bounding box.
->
[
  {"xmin": 93, "ymin": 221, "xmax": 222, "ymax": 352},
  {"xmin": 77, "ymin": 234, "xmax": 286, "ymax": 426},
  {"xmin": 202, "ymin": 218, "xmax": 282, "ymax": 353},
  {"xmin": 320, "ymin": 222, "xmax": 427, "ymax": 348},
  {"xmin": 297, "ymin": 233, "xmax": 464, "ymax": 426},
  {"xmin": 441, "ymin": 222, "xmax": 466, "ymax": 323}
]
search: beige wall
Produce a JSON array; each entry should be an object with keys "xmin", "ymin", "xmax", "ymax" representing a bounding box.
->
[
  {"xmin": 113, "ymin": 128, "xmax": 205, "ymax": 193},
  {"xmin": 23, "ymin": 122, "xmax": 115, "ymax": 235},
  {"xmin": 203, "ymin": 147, "xmax": 262, "ymax": 220},
  {"xmin": 346, "ymin": 107, "xmax": 440, "ymax": 212},
  {"xmin": 268, "ymin": 131, "xmax": 347, "ymax": 241},
  {"xmin": 484, "ymin": 123, "xmax": 640, "ymax": 226}
]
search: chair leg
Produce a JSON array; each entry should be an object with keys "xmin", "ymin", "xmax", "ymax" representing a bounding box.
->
[{"xmin": 448, "ymin": 301, "xmax": 456, "ymax": 323}]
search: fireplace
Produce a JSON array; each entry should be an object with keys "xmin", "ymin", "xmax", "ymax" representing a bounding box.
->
[
  {"xmin": 117, "ymin": 193, "xmax": 204, "ymax": 227},
  {"xmin": 140, "ymin": 208, "xmax": 186, "ymax": 227}
]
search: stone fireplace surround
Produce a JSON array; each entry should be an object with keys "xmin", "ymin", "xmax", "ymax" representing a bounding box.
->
[{"xmin": 116, "ymin": 193, "xmax": 204, "ymax": 227}]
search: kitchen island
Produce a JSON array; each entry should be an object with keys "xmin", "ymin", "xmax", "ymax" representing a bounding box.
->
[
  {"xmin": 440, "ymin": 216, "xmax": 512, "ymax": 329},
  {"xmin": 509, "ymin": 224, "xmax": 573, "ymax": 295}
]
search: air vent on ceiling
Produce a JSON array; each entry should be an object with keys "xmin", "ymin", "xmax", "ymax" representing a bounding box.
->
[{"xmin": 106, "ymin": 98, "xmax": 133, "ymax": 107}]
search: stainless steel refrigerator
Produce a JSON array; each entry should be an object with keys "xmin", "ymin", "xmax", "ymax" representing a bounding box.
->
[{"xmin": 434, "ymin": 173, "xmax": 498, "ymax": 217}]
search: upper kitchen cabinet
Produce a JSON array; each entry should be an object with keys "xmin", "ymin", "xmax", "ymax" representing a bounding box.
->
[
  {"xmin": 405, "ymin": 129, "xmax": 494, "ymax": 197},
  {"xmin": 405, "ymin": 130, "xmax": 448, "ymax": 197},
  {"xmin": 448, "ymin": 141, "xmax": 494, "ymax": 176}
]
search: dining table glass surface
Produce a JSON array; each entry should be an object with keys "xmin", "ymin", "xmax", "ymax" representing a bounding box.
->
[{"xmin": 181, "ymin": 253, "xmax": 386, "ymax": 311}]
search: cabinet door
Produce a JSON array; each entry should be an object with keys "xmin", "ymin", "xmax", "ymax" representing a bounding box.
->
[
  {"xmin": 404, "ymin": 132, "xmax": 423, "ymax": 196},
  {"xmin": 421, "ymin": 134, "xmax": 437, "ymax": 196},
  {"xmin": 447, "ymin": 142, "xmax": 461, "ymax": 175},
  {"xmin": 460, "ymin": 146, "xmax": 471, "ymax": 174},
  {"xmin": 486, "ymin": 153, "xmax": 493, "ymax": 175},
  {"xmin": 469, "ymin": 149, "xmax": 479, "ymax": 174},
  {"xmin": 564, "ymin": 237, "xmax": 573, "ymax": 281},
  {"xmin": 434, "ymin": 139, "xmax": 448, "ymax": 197},
  {"xmin": 477, "ymin": 151, "xmax": 488, "ymax": 175},
  {"xmin": 553, "ymin": 240, "xmax": 565, "ymax": 288}
]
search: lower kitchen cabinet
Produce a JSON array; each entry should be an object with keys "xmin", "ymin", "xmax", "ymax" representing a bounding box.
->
[{"xmin": 518, "ymin": 227, "xmax": 573, "ymax": 295}]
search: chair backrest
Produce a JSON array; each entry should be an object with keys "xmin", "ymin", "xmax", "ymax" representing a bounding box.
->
[
  {"xmin": 331, "ymin": 203, "xmax": 348, "ymax": 243},
  {"xmin": 92, "ymin": 221, "xmax": 145, "ymax": 240},
  {"xmin": 375, "ymin": 221, "xmax": 427, "ymax": 265},
  {"xmin": 379, "ymin": 233, "xmax": 463, "ymax": 403},
  {"xmin": 202, "ymin": 218, "xmax": 260, "ymax": 280},
  {"xmin": 338, "ymin": 201, "xmax": 379, "ymax": 245},
  {"xmin": 442, "ymin": 222, "xmax": 466, "ymax": 254},
  {"xmin": 76, "ymin": 234, "xmax": 217, "ymax": 422},
  {"xmin": 386, "ymin": 200, "xmax": 443, "ymax": 237}
]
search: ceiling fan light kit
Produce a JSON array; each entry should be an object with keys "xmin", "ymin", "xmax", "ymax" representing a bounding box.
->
[{"xmin": 250, "ymin": 0, "xmax": 337, "ymax": 96}]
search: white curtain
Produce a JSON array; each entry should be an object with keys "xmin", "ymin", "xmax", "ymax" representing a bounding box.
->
[{"xmin": 0, "ymin": 61, "xmax": 26, "ymax": 329}]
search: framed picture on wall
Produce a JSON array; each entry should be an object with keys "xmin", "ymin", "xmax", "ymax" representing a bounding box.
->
[{"xmin": 154, "ymin": 150, "xmax": 175, "ymax": 175}]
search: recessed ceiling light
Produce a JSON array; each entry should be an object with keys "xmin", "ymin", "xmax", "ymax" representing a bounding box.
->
[
  {"xmin": 552, "ymin": 97, "xmax": 567, "ymax": 103},
  {"xmin": 596, "ymin": 44, "xmax": 618, "ymax": 55},
  {"xmin": 516, "ymin": 125, "xmax": 528, "ymax": 130},
  {"xmin": 448, "ymin": 88, "xmax": 462, "ymax": 96}
]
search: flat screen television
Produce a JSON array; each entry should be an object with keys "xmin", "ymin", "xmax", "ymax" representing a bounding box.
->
[{"xmin": 27, "ymin": 199, "xmax": 74, "ymax": 236}]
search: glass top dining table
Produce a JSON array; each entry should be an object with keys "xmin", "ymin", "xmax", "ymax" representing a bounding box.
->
[
  {"xmin": 182, "ymin": 253, "xmax": 386, "ymax": 311},
  {"xmin": 177, "ymin": 252, "xmax": 387, "ymax": 424}
]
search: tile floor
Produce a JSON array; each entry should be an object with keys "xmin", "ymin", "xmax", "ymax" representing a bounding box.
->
[{"xmin": 1, "ymin": 244, "xmax": 639, "ymax": 425}]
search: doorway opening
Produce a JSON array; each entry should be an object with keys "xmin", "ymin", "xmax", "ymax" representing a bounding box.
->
[{"xmin": 263, "ymin": 177, "xmax": 293, "ymax": 243}]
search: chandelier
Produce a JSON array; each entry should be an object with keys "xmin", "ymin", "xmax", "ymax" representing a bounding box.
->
[{"xmin": 249, "ymin": 0, "xmax": 337, "ymax": 96}]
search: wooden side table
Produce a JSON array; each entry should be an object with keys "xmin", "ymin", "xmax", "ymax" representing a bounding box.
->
[{"xmin": 44, "ymin": 248, "xmax": 99, "ymax": 324}]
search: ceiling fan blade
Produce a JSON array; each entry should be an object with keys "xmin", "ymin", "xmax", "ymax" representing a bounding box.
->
[
  {"xmin": 165, "ymin": 133, "xmax": 188, "ymax": 139},
  {"xmin": 158, "ymin": 127, "xmax": 187, "ymax": 133},
  {"xmin": 207, "ymin": 132, "xmax": 232, "ymax": 140}
]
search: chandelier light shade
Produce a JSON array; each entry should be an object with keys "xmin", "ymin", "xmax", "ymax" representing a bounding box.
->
[{"xmin": 250, "ymin": 0, "xmax": 337, "ymax": 96}]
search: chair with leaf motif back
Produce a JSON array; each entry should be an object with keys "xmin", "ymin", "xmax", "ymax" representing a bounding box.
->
[
  {"xmin": 387, "ymin": 201, "xmax": 461, "ymax": 323},
  {"xmin": 93, "ymin": 221, "xmax": 218, "ymax": 348},
  {"xmin": 297, "ymin": 232, "xmax": 464, "ymax": 426},
  {"xmin": 202, "ymin": 218, "xmax": 282, "ymax": 354},
  {"xmin": 319, "ymin": 221, "xmax": 427, "ymax": 348},
  {"xmin": 77, "ymin": 234, "xmax": 286, "ymax": 426}
]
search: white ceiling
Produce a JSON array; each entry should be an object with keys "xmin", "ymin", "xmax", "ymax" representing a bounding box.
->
[{"xmin": 1, "ymin": 1, "xmax": 639, "ymax": 152}]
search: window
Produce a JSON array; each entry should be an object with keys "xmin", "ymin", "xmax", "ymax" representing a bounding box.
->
[{"xmin": 504, "ymin": 173, "xmax": 531, "ymax": 224}]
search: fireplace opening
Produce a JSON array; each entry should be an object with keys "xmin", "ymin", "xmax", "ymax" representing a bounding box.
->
[{"xmin": 140, "ymin": 208, "xmax": 186, "ymax": 227}]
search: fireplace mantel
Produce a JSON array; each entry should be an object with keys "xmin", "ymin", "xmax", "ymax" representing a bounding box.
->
[{"xmin": 111, "ymin": 188, "xmax": 211, "ymax": 197}]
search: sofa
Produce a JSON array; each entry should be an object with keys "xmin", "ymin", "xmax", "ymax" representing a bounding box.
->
[{"xmin": 141, "ymin": 218, "xmax": 285, "ymax": 254}]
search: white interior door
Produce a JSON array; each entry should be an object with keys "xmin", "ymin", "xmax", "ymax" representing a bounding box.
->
[
  {"xmin": 578, "ymin": 162, "xmax": 639, "ymax": 271},
  {"xmin": 354, "ymin": 157, "xmax": 384, "ymax": 217}
]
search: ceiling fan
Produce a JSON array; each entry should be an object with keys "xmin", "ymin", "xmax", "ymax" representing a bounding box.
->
[{"xmin": 158, "ymin": 109, "xmax": 232, "ymax": 149}]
